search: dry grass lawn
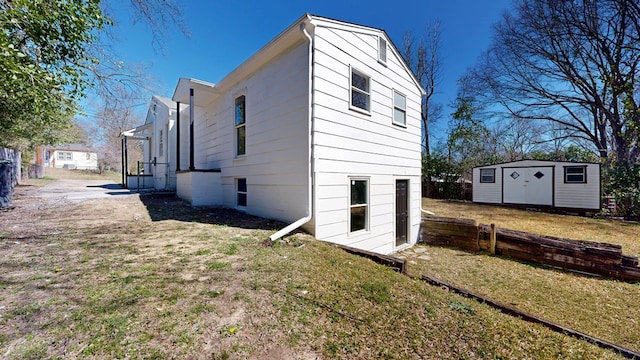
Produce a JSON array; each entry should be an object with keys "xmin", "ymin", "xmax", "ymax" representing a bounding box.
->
[
  {"xmin": 405, "ymin": 198, "xmax": 640, "ymax": 355},
  {"xmin": 0, "ymin": 177, "xmax": 629, "ymax": 359}
]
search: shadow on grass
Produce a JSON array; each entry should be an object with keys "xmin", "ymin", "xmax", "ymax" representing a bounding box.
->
[{"xmin": 138, "ymin": 193, "xmax": 286, "ymax": 231}]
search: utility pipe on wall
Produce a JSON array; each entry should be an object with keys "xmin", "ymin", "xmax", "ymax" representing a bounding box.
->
[{"xmin": 269, "ymin": 18, "xmax": 315, "ymax": 242}]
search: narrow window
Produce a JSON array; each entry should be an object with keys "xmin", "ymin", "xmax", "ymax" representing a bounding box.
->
[
  {"xmin": 480, "ymin": 169, "xmax": 495, "ymax": 183},
  {"xmin": 393, "ymin": 90, "xmax": 406, "ymax": 126},
  {"xmin": 86, "ymin": 153, "xmax": 90, "ymax": 160},
  {"xmin": 237, "ymin": 178, "xmax": 247, "ymax": 207},
  {"xmin": 350, "ymin": 179, "xmax": 368, "ymax": 232},
  {"xmin": 565, "ymin": 166, "xmax": 586, "ymax": 183},
  {"xmin": 235, "ymin": 95, "xmax": 246, "ymax": 156},
  {"xmin": 58, "ymin": 152, "xmax": 64, "ymax": 160},
  {"xmin": 350, "ymin": 67, "xmax": 371, "ymax": 113},
  {"xmin": 378, "ymin": 36, "xmax": 387, "ymax": 64},
  {"xmin": 159, "ymin": 129, "xmax": 164, "ymax": 156},
  {"xmin": 66, "ymin": 152, "xmax": 72, "ymax": 160}
]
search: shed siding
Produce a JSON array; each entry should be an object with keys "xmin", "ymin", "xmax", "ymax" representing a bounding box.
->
[
  {"xmin": 312, "ymin": 24, "xmax": 422, "ymax": 254},
  {"xmin": 188, "ymin": 42, "xmax": 310, "ymax": 222},
  {"xmin": 472, "ymin": 166, "xmax": 502, "ymax": 203},
  {"xmin": 473, "ymin": 160, "xmax": 600, "ymax": 210}
]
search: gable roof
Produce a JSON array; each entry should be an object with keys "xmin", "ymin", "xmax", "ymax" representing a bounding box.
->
[{"xmin": 173, "ymin": 13, "xmax": 425, "ymax": 104}]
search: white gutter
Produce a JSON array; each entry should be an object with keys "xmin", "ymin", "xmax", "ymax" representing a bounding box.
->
[{"xmin": 269, "ymin": 18, "xmax": 315, "ymax": 242}]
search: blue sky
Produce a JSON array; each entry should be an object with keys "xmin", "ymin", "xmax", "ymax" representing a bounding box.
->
[{"xmin": 90, "ymin": 0, "xmax": 513, "ymax": 143}]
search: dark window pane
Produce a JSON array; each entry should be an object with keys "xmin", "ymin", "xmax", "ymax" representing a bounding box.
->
[
  {"xmin": 480, "ymin": 169, "xmax": 495, "ymax": 183},
  {"xmin": 237, "ymin": 178, "xmax": 247, "ymax": 193},
  {"xmin": 351, "ymin": 180, "xmax": 367, "ymax": 205},
  {"xmin": 350, "ymin": 206, "xmax": 366, "ymax": 232},
  {"xmin": 237, "ymin": 193, "xmax": 247, "ymax": 207},
  {"xmin": 236, "ymin": 126, "xmax": 246, "ymax": 155},
  {"xmin": 352, "ymin": 91, "xmax": 369, "ymax": 111},
  {"xmin": 567, "ymin": 174, "xmax": 584, "ymax": 182},
  {"xmin": 352, "ymin": 72, "xmax": 368, "ymax": 92},
  {"xmin": 235, "ymin": 95, "xmax": 245, "ymax": 126},
  {"xmin": 566, "ymin": 167, "xmax": 584, "ymax": 174}
]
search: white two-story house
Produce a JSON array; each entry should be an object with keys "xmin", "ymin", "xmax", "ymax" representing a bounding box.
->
[{"xmin": 133, "ymin": 14, "xmax": 424, "ymax": 254}]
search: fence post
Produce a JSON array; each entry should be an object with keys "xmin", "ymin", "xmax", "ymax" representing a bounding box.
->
[{"xmin": 490, "ymin": 223, "xmax": 496, "ymax": 255}]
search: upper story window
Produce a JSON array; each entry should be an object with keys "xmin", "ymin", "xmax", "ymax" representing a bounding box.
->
[
  {"xmin": 235, "ymin": 95, "xmax": 246, "ymax": 156},
  {"xmin": 480, "ymin": 168, "xmax": 495, "ymax": 183},
  {"xmin": 159, "ymin": 129, "xmax": 164, "ymax": 156},
  {"xmin": 393, "ymin": 90, "xmax": 406, "ymax": 126},
  {"xmin": 350, "ymin": 67, "xmax": 371, "ymax": 114},
  {"xmin": 378, "ymin": 36, "xmax": 387, "ymax": 65},
  {"xmin": 564, "ymin": 166, "xmax": 586, "ymax": 183}
]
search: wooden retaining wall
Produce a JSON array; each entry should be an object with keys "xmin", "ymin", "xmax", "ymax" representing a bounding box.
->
[{"xmin": 421, "ymin": 216, "xmax": 640, "ymax": 282}]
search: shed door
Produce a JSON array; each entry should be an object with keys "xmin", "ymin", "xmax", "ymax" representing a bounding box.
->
[
  {"xmin": 503, "ymin": 167, "xmax": 553, "ymax": 206},
  {"xmin": 395, "ymin": 180, "xmax": 408, "ymax": 246}
]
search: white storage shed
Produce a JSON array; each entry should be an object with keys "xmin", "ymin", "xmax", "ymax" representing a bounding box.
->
[{"xmin": 472, "ymin": 160, "xmax": 601, "ymax": 211}]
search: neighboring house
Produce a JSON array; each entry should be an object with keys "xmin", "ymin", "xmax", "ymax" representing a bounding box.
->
[
  {"xmin": 472, "ymin": 160, "xmax": 601, "ymax": 211},
  {"xmin": 44, "ymin": 144, "xmax": 98, "ymax": 170},
  {"xmin": 132, "ymin": 14, "xmax": 425, "ymax": 254},
  {"xmin": 122, "ymin": 95, "xmax": 179, "ymax": 191}
]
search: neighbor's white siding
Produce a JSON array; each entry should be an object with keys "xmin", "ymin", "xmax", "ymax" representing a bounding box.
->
[
  {"xmin": 311, "ymin": 24, "xmax": 422, "ymax": 254},
  {"xmin": 187, "ymin": 41, "xmax": 310, "ymax": 221},
  {"xmin": 49, "ymin": 150, "xmax": 98, "ymax": 170}
]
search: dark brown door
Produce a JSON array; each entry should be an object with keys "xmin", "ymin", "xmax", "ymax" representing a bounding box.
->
[{"xmin": 396, "ymin": 180, "xmax": 408, "ymax": 246}]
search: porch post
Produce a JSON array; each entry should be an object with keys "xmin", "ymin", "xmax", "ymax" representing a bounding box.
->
[
  {"xmin": 189, "ymin": 88, "xmax": 195, "ymax": 170},
  {"xmin": 176, "ymin": 101, "xmax": 181, "ymax": 171},
  {"xmin": 123, "ymin": 136, "xmax": 129, "ymax": 188},
  {"xmin": 121, "ymin": 137, "xmax": 125, "ymax": 186}
]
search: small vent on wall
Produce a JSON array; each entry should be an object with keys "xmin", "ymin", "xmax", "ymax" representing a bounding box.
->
[{"xmin": 378, "ymin": 36, "xmax": 387, "ymax": 64}]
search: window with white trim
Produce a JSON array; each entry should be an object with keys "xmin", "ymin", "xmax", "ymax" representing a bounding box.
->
[
  {"xmin": 237, "ymin": 178, "xmax": 247, "ymax": 207},
  {"xmin": 350, "ymin": 67, "xmax": 370, "ymax": 113},
  {"xmin": 58, "ymin": 152, "xmax": 64, "ymax": 160},
  {"xmin": 393, "ymin": 90, "xmax": 406, "ymax": 126},
  {"xmin": 480, "ymin": 168, "xmax": 495, "ymax": 183},
  {"xmin": 159, "ymin": 129, "xmax": 164, "ymax": 156},
  {"xmin": 66, "ymin": 152, "xmax": 72, "ymax": 160},
  {"xmin": 349, "ymin": 179, "xmax": 369, "ymax": 233},
  {"xmin": 378, "ymin": 36, "xmax": 387, "ymax": 65},
  {"xmin": 235, "ymin": 95, "xmax": 246, "ymax": 156},
  {"xmin": 564, "ymin": 166, "xmax": 586, "ymax": 183}
]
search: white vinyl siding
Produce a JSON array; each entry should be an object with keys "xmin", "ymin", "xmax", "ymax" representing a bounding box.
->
[
  {"xmin": 189, "ymin": 42, "xmax": 309, "ymax": 224},
  {"xmin": 312, "ymin": 24, "xmax": 422, "ymax": 254}
]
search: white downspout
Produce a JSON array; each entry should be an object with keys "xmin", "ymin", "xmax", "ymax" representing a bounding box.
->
[{"xmin": 269, "ymin": 19, "xmax": 314, "ymax": 241}]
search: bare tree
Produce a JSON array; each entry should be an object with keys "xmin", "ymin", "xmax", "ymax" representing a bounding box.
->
[
  {"xmin": 87, "ymin": 86, "xmax": 144, "ymax": 173},
  {"xmin": 466, "ymin": 0, "xmax": 640, "ymax": 165},
  {"xmin": 403, "ymin": 22, "xmax": 442, "ymax": 156}
]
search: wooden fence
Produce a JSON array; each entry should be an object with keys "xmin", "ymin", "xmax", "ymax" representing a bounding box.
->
[{"xmin": 421, "ymin": 216, "xmax": 640, "ymax": 282}]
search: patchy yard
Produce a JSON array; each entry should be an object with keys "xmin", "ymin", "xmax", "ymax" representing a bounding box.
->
[
  {"xmin": 408, "ymin": 198, "xmax": 640, "ymax": 355},
  {"xmin": 0, "ymin": 181, "xmax": 630, "ymax": 359}
]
